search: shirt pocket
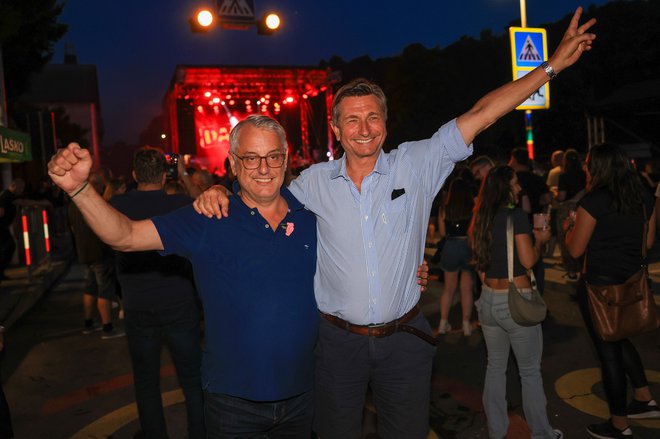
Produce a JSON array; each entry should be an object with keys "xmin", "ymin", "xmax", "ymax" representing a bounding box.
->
[{"xmin": 381, "ymin": 194, "xmax": 409, "ymax": 236}]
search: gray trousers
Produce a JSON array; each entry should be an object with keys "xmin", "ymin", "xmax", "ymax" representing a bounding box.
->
[
  {"xmin": 476, "ymin": 286, "xmax": 556, "ymax": 439},
  {"xmin": 313, "ymin": 311, "xmax": 436, "ymax": 439}
]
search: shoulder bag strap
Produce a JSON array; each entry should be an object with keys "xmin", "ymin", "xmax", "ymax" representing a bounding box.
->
[
  {"xmin": 507, "ymin": 213, "xmax": 514, "ymax": 283},
  {"xmin": 507, "ymin": 211, "xmax": 539, "ymax": 287}
]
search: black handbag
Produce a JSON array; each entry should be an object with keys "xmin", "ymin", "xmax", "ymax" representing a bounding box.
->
[{"xmin": 506, "ymin": 213, "xmax": 547, "ymax": 326}]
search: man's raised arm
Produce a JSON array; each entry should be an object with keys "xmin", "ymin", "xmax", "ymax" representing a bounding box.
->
[
  {"xmin": 48, "ymin": 143, "xmax": 163, "ymax": 252},
  {"xmin": 456, "ymin": 7, "xmax": 596, "ymax": 145}
]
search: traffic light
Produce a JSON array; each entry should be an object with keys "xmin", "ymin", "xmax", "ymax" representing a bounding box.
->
[
  {"xmin": 189, "ymin": 8, "xmax": 215, "ymax": 33},
  {"xmin": 257, "ymin": 13, "xmax": 281, "ymax": 35}
]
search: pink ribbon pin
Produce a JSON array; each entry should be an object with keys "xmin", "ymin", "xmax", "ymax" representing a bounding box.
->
[{"xmin": 285, "ymin": 222, "xmax": 295, "ymax": 236}]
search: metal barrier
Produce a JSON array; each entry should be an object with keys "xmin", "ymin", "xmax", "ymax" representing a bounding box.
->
[{"xmin": 13, "ymin": 203, "xmax": 52, "ymax": 270}]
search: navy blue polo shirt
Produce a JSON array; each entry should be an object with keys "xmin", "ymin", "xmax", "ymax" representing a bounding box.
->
[{"xmin": 152, "ymin": 187, "xmax": 318, "ymax": 401}]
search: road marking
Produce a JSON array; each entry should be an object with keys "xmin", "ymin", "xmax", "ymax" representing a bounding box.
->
[
  {"xmin": 555, "ymin": 367, "xmax": 660, "ymax": 429},
  {"xmin": 70, "ymin": 389, "xmax": 183, "ymax": 439},
  {"xmin": 42, "ymin": 364, "xmax": 176, "ymax": 416}
]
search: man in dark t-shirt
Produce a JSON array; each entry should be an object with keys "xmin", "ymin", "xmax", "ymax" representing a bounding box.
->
[{"xmin": 109, "ymin": 147, "xmax": 204, "ymax": 439}]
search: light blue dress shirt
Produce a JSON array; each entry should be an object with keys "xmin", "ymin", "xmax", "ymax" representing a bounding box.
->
[{"xmin": 289, "ymin": 118, "xmax": 472, "ymax": 325}]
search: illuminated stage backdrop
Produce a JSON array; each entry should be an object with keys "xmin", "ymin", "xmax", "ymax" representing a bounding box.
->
[{"xmin": 165, "ymin": 65, "xmax": 339, "ymax": 176}]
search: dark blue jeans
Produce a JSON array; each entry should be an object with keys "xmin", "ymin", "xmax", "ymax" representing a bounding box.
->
[
  {"xmin": 125, "ymin": 300, "xmax": 204, "ymax": 439},
  {"xmin": 204, "ymin": 390, "xmax": 313, "ymax": 438}
]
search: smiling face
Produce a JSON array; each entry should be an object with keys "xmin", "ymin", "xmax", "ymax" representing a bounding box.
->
[
  {"xmin": 229, "ymin": 125, "xmax": 287, "ymax": 208},
  {"xmin": 331, "ymin": 94, "xmax": 387, "ymax": 163}
]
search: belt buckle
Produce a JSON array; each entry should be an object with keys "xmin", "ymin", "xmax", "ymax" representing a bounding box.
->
[{"xmin": 367, "ymin": 322, "xmax": 389, "ymax": 337}]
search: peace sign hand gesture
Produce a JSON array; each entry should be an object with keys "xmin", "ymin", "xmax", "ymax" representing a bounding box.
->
[{"xmin": 548, "ymin": 6, "xmax": 597, "ymax": 74}]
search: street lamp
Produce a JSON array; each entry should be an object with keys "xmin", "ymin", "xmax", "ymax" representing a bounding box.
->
[
  {"xmin": 188, "ymin": 1, "xmax": 282, "ymax": 35},
  {"xmin": 189, "ymin": 7, "xmax": 216, "ymax": 33},
  {"xmin": 257, "ymin": 13, "xmax": 281, "ymax": 35}
]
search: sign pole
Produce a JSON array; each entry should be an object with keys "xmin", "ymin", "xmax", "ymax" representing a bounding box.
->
[{"xmin": 519, "ymin": 0, "xmax": 535, "ymax": 160}]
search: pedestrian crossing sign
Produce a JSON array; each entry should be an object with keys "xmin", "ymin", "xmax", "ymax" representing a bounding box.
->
[
  {"xmin": 509, "ymin": 27, "xmax": 550, "ymax": 110},
  {"xmin": 219, "ymin": 0, "xmax": 255, "ymax": 22}
]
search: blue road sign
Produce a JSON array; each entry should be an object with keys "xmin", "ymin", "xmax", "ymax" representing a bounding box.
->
[
  {"xmin": 511, "ymin": 28, "xmax": 546, "ymax": 68},
  {"xmin": 509, "ymin": 27, "xmax": 550, "ymax": 110}
]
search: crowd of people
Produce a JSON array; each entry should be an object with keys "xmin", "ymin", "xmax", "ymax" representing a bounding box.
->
[{"xmin": 0, "ymin": 6, "xmax": 655, "ymax": 439}]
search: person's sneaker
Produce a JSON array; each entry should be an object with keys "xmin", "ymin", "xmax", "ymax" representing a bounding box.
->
[
  {"xmin": 553, "ymin": 429, "xmax": 564, "ymax": 439},
  {"xmin": 587, "ymin": 420, "xmax": 633, "ymax": 439},
  {"xmin": 82, "ymin": 324, "xmax": 102, "ymax": 335},
  {"xmin": 627, "ymin": 398, "xmax": 660, "ymax": 419},
  {"xmin": 101, "ymin": 328, "xmax": 126, "ymax": 340}
]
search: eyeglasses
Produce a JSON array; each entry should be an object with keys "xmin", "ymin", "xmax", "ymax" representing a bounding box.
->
[{"xmin": 232, "ymin": 152, "xmax": 286, "ymax": 170}]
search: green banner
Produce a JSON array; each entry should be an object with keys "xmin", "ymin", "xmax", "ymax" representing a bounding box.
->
[{"xmin": 0, "ymin": 126, "xmax": 32, "ymax": 162}]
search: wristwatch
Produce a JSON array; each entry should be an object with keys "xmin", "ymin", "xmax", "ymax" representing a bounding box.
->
[{"xmin": 540, "ymin": 61, "xmax": 557, "ymax": 80}]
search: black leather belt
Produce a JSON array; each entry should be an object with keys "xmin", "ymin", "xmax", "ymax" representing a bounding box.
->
[{"xmin": 319, "ymin": 305, "xmax": 438, "ymax": 346}]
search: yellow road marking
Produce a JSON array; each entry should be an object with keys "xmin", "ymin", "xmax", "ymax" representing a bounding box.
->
[
  {"xmin": 70, "ymin": 389, "xmax": 184, "ymax": 439},
  {"xmin": 555, "ymin": 368, "xmax": 660, "ymax": 429}
]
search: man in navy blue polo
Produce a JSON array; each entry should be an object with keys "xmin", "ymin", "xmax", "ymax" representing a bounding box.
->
[{"xmin": 48, "ymin": 115, "xmax": 319, "ymax": 437}]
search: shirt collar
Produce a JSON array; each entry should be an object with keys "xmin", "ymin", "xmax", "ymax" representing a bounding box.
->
[
  {"xmin": 329, "ymin": 149, "xmax": 390, "ymax": 181},
  {"xmin": 231, "ymin": 182, "xmax": 305, "ymax": 213}
]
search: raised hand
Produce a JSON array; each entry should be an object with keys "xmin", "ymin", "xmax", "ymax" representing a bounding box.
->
[
  {"xmin": 47, "ymin": 143, "xmax": 93, "ymax": 195},
  {"xmin": 549, "ymin": 7, "xmax": 597, "ymax": 74}
]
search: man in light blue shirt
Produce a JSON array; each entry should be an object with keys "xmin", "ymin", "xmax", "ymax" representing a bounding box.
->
[{"xmin": 195, "ymin": 9, "xmax": 596, "ymax": 438}]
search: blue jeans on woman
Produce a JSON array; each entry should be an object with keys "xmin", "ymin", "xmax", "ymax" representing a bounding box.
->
[
  {"xmin": 125, "ymin": 300, "xmax": 204, "ymax": 439},
  {"xmin": 476, "ymin": 286, "xmax": 556, "ymax": 439}
]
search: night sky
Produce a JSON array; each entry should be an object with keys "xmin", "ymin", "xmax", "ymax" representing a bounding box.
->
[{"xmin": 52, "ymin": 0, "xmax": 611, "ymax": 145}]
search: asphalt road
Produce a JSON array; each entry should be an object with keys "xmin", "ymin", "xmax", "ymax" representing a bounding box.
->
[{"xmin": 1, "ymin": 254, "xmax": 659, "ymax": 438}]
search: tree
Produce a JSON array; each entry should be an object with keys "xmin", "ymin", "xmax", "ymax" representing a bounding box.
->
[
  {"xmin": 320, "ymin": 0, "xmax": 660, "ymax": 159},
  {"xmin": 0, "ymin": 0, "xmax": 67, "ymax": 104}
]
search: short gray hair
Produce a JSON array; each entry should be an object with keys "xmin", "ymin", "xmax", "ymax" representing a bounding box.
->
[{"xmin": 229, "ymin": 115, "xmax": 287, "ymax": 154}]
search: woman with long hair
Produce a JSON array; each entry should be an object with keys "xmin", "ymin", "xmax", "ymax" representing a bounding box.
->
[
  {"xmin": 469, "ymin": 165, "xmax": 560, "ymax": 439},
  {"xmin": 565, "ymin": 144, "xmax": 659, "ymax": 438},
  {"xmin": 437, "ymin": 178, "xmax": 475, "ymax": 336}
]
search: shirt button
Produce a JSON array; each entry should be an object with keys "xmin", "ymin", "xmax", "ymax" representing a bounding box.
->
[
  {"xmin": 265, "ymin": 224, "xmax": 270, "ymax": 228},
  {"xmin": 371, "ymin": 271, "xmax": 375, "ymax": 277},
  {"xmin": 364, "ymin": 215, "xmax": 368, "ymax": 221},
  {"xmin": 250, "ymin": 211, "xmax": 255, "ymax": 215},
  {"xmin": 368, "ymin": 242, "xmax": 372, "ymax": 248}
]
